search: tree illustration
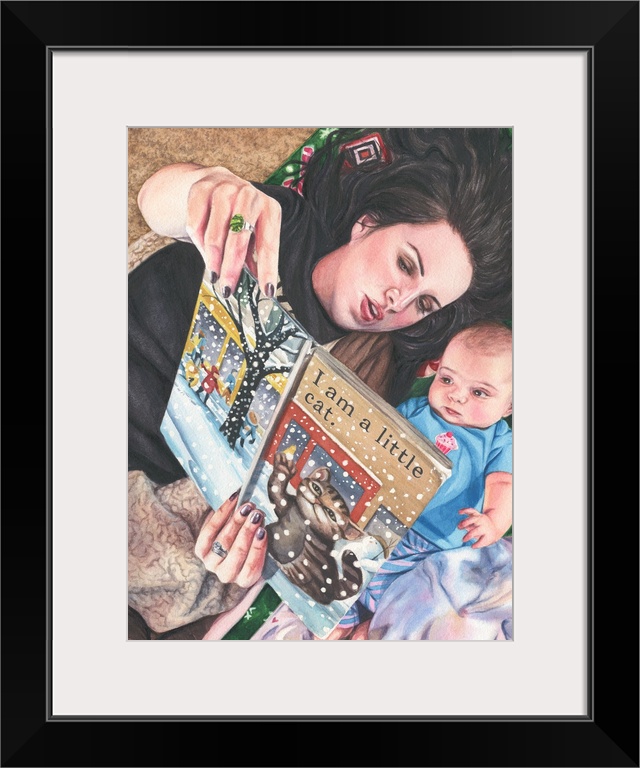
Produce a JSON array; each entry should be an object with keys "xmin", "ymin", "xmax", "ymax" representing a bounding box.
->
[{"xmin": 218, "ymin": 274, "xmax": 306, "ymax": 448}]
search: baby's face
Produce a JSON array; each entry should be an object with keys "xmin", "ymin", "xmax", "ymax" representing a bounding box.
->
[{"xmin": 428, "ymin": 336, "xmax": 512, "ymax": 430}]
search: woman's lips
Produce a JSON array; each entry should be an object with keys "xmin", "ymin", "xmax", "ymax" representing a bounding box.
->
[{"xmin": 360, "ymin": 295, "xmax": 382, "ymax": 323}]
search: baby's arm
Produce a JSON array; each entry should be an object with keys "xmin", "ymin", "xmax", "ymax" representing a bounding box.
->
[{"xmin": 458, "ymin": 471, "xmax": 512, "ymax": 548}]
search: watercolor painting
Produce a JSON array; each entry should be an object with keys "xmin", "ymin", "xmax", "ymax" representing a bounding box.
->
[{"xmin": 128, "ymin": 127, "xmax": 513, "ymax": 641}]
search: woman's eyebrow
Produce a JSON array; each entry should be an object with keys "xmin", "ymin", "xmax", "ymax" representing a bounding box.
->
[
  {"xmin": 406, "ymin": 243, "xmax": 424, "ymax": 276},
  {"xmin": 426, "ymin": 293, "xmax": 442, "ymax": 309}
]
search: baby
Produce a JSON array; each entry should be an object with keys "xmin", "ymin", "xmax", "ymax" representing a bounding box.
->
[{"xmin": 335, "ymin": 320, "xmax": 513, "ymax": 637}]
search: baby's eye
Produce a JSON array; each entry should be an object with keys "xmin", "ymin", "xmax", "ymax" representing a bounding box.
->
[
  {"xmin": 440, "ymin": 376, "xmax": 452, "ymax": 385},
  {"xmin": 472, "ymin": 389, "xmax": 489, "ymax": 398}
]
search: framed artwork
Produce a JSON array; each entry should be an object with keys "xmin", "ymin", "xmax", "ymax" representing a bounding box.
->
[{"xmin": 4, "ymin": 1, "xmax": 637, "ymax": 766}]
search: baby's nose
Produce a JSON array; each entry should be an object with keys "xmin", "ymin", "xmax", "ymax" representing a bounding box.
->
[{"xmin": 449, "ymin": 388, "xmax": 467, "ymax": 403}]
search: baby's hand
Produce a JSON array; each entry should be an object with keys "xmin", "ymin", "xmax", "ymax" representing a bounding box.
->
[{"xmin": 458, "ymin": 508, "xmax": 503, "ymax": 549}]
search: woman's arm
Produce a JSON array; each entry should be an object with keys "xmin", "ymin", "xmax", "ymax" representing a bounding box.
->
[
  {"xmin": 137, "ymin": 162, "xmax": 206, "ymax": 240},
  {"xmin": 137, "ymin": 163, "xmax": 282, "ymax": 297}
]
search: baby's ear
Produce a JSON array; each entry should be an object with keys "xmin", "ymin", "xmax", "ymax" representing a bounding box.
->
[
  {"xmin": 419, "ymin": 359, "xmax": 440, "ymax": 376},
  {"xmin": 503, "ymin": 402, "xmax": 513, "ymax": 418}
]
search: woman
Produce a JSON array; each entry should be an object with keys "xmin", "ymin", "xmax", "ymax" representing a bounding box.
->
[{"xmin": 129, "ymin": 128, "xmax": 512, "ymax": 638}]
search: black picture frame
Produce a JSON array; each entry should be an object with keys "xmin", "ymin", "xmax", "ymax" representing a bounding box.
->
[{"xmin": 3, "ymin": 2, "xmax": 637, "ymax": 766}]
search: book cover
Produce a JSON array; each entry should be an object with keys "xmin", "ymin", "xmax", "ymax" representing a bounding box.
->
[
  {"xmin": 160, "ymin": 268, "xmax": 313, "ymax": 510},
  {"xmin": 162, "ymin": 267, "xmax": 452, "ymax": 638},
  {"xmin": 241, "ymin": 345, "xmax": 452, "ymax": 637}
]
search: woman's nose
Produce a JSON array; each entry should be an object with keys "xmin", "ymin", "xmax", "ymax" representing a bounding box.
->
[
  {"xmin": 386, "ymin": 286, "xmax": 417, "ymax": 312},
  {"xmin": 385, "ymin": 287, "xmax": 401, "ymax": 309}
]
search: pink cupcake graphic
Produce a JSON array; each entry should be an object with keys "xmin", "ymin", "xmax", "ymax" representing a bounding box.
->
[{"xmin": 435, "ymin": 431, "xmax": 458, "ymax": 455}]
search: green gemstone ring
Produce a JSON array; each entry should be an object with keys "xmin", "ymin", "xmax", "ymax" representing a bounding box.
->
[{"xmin": 229, "ymin": 213, "xmax": 255, "ymax": 234}]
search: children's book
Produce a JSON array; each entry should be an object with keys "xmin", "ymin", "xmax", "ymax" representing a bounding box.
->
[{"xmin": 160, "ymin": 268, "xmax": 453, "ymax": 638}]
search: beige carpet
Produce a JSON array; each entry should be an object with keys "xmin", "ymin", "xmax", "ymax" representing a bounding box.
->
[{"xmin": 128, "ymin": 127, "xmax": 316, "ymax": 246}]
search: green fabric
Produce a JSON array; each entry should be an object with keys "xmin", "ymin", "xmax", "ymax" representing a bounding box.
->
[
  {"xmin": 222, "ymin": 584, "xmax": 283, "ymax": 640},
  {"xmin": 263, "ymin": 128, "xmax": 336, "ymax": 187}
]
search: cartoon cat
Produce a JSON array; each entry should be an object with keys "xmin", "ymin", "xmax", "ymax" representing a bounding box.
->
[{"xmin": 266, "ymin": 452, "xmax": 381, "ymax": 605}]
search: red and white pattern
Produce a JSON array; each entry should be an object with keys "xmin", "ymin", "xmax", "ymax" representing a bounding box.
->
[
  {"xmin": 282, "ymin": 145, "xmax": 315, "ymax": 195},
  {"xmin": 340, "ymin": 132, "xmax": 390, "ymax": 169}
]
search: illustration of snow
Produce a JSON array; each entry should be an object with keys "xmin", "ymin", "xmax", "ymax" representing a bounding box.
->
[{"xmin": 331, "ymin": 535, "xmax": 385, "ymax": 579}]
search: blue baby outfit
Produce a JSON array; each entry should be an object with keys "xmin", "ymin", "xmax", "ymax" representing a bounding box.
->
[
  {"xmin": 339, "ymin": 396, "xmax": 512, "ymax": 628},
  {"xmin": 397, "ymin": 397, "xmax": 512, "ymax": 550}
]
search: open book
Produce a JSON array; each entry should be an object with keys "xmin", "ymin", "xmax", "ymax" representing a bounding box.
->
[{"xmin": 160, "ymin": 269, "xmax": 452, "ymax": 638}]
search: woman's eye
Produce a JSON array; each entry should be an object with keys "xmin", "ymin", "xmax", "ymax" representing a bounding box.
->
[
  {"xmin": 417, "ymin": 297, "xmax": 432, "ymax": 315},
  {"xmin": 398, "ymin": 256, "xmax": 413, "ymax": 275}
]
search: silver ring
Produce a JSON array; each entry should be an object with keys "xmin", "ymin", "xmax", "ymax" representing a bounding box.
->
[
  {"xmin": 229, "ymin": 213, "xmax": 255, "ymax": 235},
  {"xmin": 212, "ymin": 540, "xmax": 229, "ymax": 559}
]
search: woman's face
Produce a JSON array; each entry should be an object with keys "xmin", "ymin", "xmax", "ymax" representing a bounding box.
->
[{"xmin": 312, "ymin": 217, "xmax": 473, "ymax": 332}]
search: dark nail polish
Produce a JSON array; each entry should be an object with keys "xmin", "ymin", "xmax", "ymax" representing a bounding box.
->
[
  {"xmin": 239, "ymin": 503, "xmax": 253, "ymax": 517},
  {"xmin": 211, "ymin": 270, "xmax": 219, "ymax": 284},
  {"xmin": 251, "ymin": 511, "xmax": 262, "ymax": 525},
  {"xmin": 265, "ymin": 282, "xmax": 275, "ymax": 298},
  {"xmin": 228, "ymin": 488, "xmax": 240, "ymax": 502},
  {"xmin": 256, "ymin": 527, "xmax": 266, "ymax": 541},
  {"xmin": 222, "ymin": 286, "xmax": 231, "ymax": 299}
]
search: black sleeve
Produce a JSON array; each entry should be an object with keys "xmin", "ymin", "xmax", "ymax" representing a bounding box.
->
[
  {"xmin": 250, "ymin": 181, "xmax": 305, "ymax": 223},
  {"xmin": 128, "ymin": 241, "xmax": 204, "ymax": 484}
]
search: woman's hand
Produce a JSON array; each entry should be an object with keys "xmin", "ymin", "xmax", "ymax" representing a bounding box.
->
[
  {"xmin": 194, "ymin": 489, "xmax": 268, "ymax": 588},
  {"xmin": 137, "ymin": 163, "xmax": 281, "ymax": 297}
]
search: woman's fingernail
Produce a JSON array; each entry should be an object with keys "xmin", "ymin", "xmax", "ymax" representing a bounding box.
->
[
  {"xmin": 228, "ymin": 488, "xmax": 240, "ymax": 502},
  {"xmin": 239, "ymin": 503, "xmax": 253, "ymax": 517},
  {"xmin": 251, "ymin": 511, "xmax": 262, "ymax": 525},
  {"xmin": 222, "ymin": 286, "xmax": 231, "ymax": 299},
  {"xmin": 211, "ymin": 270, "xmax": 219, "ymax": 284},
  {"xmin": 256, "ymin": 527, "xmax": 266, "ymax": 541},
  {"xmin": 265, "ymin": 282, "xmax": 275, "ymax": 298}
]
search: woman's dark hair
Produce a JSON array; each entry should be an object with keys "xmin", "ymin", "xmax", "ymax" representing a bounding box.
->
[{"xmin": 288, "ymin": 128, "xmax": 512, "ymax": 404}]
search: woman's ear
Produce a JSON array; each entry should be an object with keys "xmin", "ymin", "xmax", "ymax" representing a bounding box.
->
[{"xmin": 350, "ymin": 214, "xmax": 376, "ymax": 242}]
